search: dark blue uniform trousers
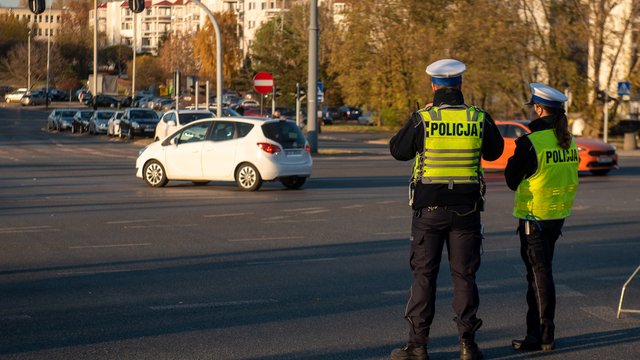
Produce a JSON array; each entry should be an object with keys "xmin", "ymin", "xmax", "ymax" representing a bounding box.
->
[
  {"xmin": 518, "ymin": 218, "xmax": 564, "ymax": 343},
  {"xmin": 404, "ymin": 206, "xmax": 483, "ymax": 345}
]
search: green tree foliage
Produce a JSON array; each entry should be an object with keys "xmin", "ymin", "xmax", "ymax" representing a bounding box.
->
[
  {"xmin": 0, "ymin": 15, "xmax": 29, "ymax": 62},
  {"xmin": 250, "ymin": 4, "xmax": 335, "ymax": 108}
]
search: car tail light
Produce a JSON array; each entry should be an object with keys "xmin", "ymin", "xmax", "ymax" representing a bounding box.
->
[
  {"xmin": 257, "ymin": 142, "xmax": 281, "ymax": 154},
  {"xmin": 305, "ymin": 144, "xmax": 311, "ymax": 153}
]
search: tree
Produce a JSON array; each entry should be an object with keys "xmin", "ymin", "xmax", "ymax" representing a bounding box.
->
[
  {"xmin": 192, "ymin": 10, "xmax": 242, "ymax": 91},
  {"xmin": 99, "ymin": 44, "xmax": 132, "ymax": 75},
  {"xmin": 127, "ymin": 54, "xmax": 164, "ymax": 91},
  {"xmin": 1, "ymin": 40, "xmax": 65, "ymax": 88},
  {"xmin": 0, "ymin": 15, "xmax": 30, "ymax": 66},
  {"xmin": 157, "ymin": 32, "xmax": 197, "ymax": 80}
]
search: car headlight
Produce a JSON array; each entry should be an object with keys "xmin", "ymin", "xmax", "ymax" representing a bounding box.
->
[{"xmin": 132, "ymin": 121, "xmax": 140, "ymax": 128}]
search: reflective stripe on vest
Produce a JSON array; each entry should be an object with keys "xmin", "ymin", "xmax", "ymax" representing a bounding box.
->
[
  {"xmin": 513, "ymin": 129, "xmax": 579, "ymax": 220},
  {"xmin": 412, "ymin": 106, "xmax": 484, "ymax": 186}
]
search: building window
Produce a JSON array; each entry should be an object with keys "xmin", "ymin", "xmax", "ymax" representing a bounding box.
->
[
  {"xmin": 57, "ymin": 16, "xmax": 60, "ymax": 23},
  {"xmin": 261, "ymin": 2, "xmax": 266, "ymax": 10}
]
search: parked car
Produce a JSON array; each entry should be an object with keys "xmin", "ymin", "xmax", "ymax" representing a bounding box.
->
[
  {"xmin": 38, "ymin": 87, "xmax": 68, "ymax": 101},
  {"xmin": 72, "ymin": 110, "xmax": 94, "ymax": 133},
  {"xmin": 357, "ymin": 111, "xmax": 375, "ymax": 126},
  {"xmin": 136, "ymin": 117, "xmax": 312, "ymax": 191},
  {"xmin": 4, "ymin": 88, "xmax": 27, "ymax": 103},
  {"xmin": 482, "ymin": 120, "xmax": 618, "ymax": 175},
  {"xmin": 20, "ymin": 91, "xmax": 48, "ymax": 106},
  {"xmin": 154, "ymin": 109, "xmax": 213, "ymax": 141},
  {"xmin": 88, "ymin": 110, "xmax": 116, "ymax": 134},
  {"xmin": 107, "ymin": 111, "xmax": 124, "ymax": 137},
  {"xmin": 338, "ymin": 105, "xmax": 362, "ymax": 121},
  {"xmin": 321, "ymin": 106, "xmax": 339, "ymax": 125},
  {"xmin": 119, "ymin": 108, "xmax": 160, "ymax": 139},
  {"xmin": 52, "ymin": 109, "xmax": 79, "ymax": 131},
  {"xmin": 84, "ymin": 94, "xmax": 120, "ymax": 108}
]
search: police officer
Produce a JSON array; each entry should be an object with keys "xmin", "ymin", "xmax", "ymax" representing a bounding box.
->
[
  {"xmin": 389, "ymin": 59, "xmax": 504, "ymax": 360},
  {"xmin": 505, "ymin": 83, "xmax": 579, "ymax": 352}
]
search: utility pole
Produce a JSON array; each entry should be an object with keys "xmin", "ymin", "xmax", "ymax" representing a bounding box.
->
[
  {"xmin": 307, "ymin": 0, "xmax": 318, "ymax": 153},
  {"xmin": 132, "ymin": 12, "xmax": 136, "ymax": 102},
  {"xmin": 93, "ymin": 0, "xmax": 98, "ymax": 102},
  {"xmin": 27, "ymin": 28, "xmax": 31, "ymax": 90},
  {"xmin": 46, "ymin": 3, "xmax": 51, "ymax": 109},
  {"xmin": 192, "ymin": 0, "xmax": 223, "ymax": 118}
]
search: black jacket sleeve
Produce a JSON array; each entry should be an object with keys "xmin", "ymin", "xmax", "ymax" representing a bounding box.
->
[
  {"xmin": 504, "ymin": 136, "xmax": 537, "ymax": 191},
  {"xmin": 481, "ymin": 113, "xmax": 504, "ymax": 161},
  {"xmin": 389, "ymin": 112, "xmax": 423, "ymax": 161}
]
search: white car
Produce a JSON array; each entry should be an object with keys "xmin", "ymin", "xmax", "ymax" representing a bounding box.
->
[
  {"xmin": 136, "ymin": 117, "xmax": 312, "ymax": 191},
  {"xmin": 154, "ymin": 109, "xmax": 213, "ymax": 141},
  {"xmin": 107, "ymin": 111, "xmax": 124, "ymax": 136},
  {"xmin": 5, "ymin": 88, "xmax": 28, "ymax": 103}
]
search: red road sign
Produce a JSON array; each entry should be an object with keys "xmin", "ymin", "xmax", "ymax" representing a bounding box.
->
[{"xmin": 253, "ymin": 72, "xmax": 274, "ymax": 95}]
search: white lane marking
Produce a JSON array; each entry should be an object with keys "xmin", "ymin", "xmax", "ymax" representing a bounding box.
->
[
  {"xmin": 125, "ymin": 224, "xmax": 197, "ymax": 229},
  {"xmin": 595, "ymin": 276, "xmax": 631, "ymax": 281},
  {"xmin": 69, "ymin": 243, "xmax": 152, "ymax": 249},
  {"xmin": 556, "ymin": 284, "xmax": 585, "ymax": 297},
  {"xmin": 0, "ymin": 226, "xmax": 59, "ymax": 234},
  {"xmin": 106, "ymin": 219, "xmax": 157, "ymax": 224},
  {"xmin": 203, "ymin": 212, "xmax": 253, "ymax": 218},
  {"xmin": 374, "ymin": 231, "xmax": 407, "ymax": 235},
  {"xmin": 247, "ymin": 257, "xmax": 337, "ymax": 265},
  {"xmin": 263, "ymin": 219, "xmax": 327, "ymax": 224},
  {"xmin": 228, "ymin": 236, "xmax": 304, "ymax": 242},
  {"xmin": 0, "ymin": 315, "xmax": 32, "ymax": 321},
  {"xmin": 282, "ymin": 208, "xmax": 323, "ymax": 212},
  {"xmin": 341, "ymin": 204, "xmax": 364, "ymax": 209},
  {"xmin": 383, "ymin": 284, "xmax": 499, "ymax": 296},
  {"xmin": 149, "ymin": 298, "xmax": 278, "ymax": 311},
  {"xmin": 299, "ymin": 209, "xmax": 329, "ymax": 215},
  {"xmin": 588, "ymin": 242, "xmax": 639, "ymax": 248},
  {"xmin": 262, "ymin": 216, "xmax": 289, "ymax": 221},
  {"xmin": 56, "ymin": 269, "xmax": 135, "ymax": 276}
]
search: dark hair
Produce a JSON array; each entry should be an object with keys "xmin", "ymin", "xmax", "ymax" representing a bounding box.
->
[{"xmin": 542, "ymin": 105, "xmax": 572, "ymax": 149}]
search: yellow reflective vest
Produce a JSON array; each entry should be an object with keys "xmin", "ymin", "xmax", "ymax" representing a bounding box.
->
[
  {"xmin": 411, "ymin": 105, "xmax": 484, "ymax": 188},
  {"xmin": 513, "ymin": 129, "xmax": 579, "ymax": 220}
]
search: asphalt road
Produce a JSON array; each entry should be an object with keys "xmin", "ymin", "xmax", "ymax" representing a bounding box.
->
[{"xmin": 0, "ymin": 106, "xmax": 639, "ymax": 360}]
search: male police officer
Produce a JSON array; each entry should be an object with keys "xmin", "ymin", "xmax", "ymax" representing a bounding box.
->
[
  {"xmin": 389, "ymin": 59, "xmax": 504, "ymax": 360},
  {"xmin": 505, "ymin": 83, "xmax": 579, "ymax": 352}
]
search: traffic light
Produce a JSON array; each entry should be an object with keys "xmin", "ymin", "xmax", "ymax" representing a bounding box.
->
[
  {"xmin": 129, "ymin": 0, "xmax": 145, "ymax": 13},
  {"xmin": 28, "ymin": 0, "xmax": 46, "ymax": 14}
]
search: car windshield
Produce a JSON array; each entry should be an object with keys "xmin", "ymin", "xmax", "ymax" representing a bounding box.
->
[
  {"xmin": 97, "ymin": 112, "xmax": 114, "ymax": 119},
  {"xmin": 130, "ymin": 111, "xmax": 158, "ymax": 121},
  {"xmin": 80, "ymin": 112, "xmax": 93, "ymax": 119},
  {"xmin": 61, "ymin": 111, "xmax": 77, "ymax": 117},
  {"xmin": 261, "ymin": 121, "xmax": 306, "ymax": 148},
  {"xmin": 180, "ymin": 113, "xmax": 212, "ymax": 125}
]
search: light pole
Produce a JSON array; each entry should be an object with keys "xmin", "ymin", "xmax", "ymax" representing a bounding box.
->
[
  {"xmin": 132, "ymin": 12, "xmax": 136, "ymax": 102},
  {"xmin": 27, "ymin": 28, "xmax": 31, "ymax": 90},
  {"xmin": 46, "ymin": 2, "xmax": 52, "ymax": 109},
  {"xmin": 191, "ymin": 0, "xmax": 223, "ymax": 118},
  {"xmin": 307, "ymin": 0, "xmax": 318, "ymax": 153},
  {"xmin": 93, "ymin": 0, "xmax": 98, "ymax": 105}
]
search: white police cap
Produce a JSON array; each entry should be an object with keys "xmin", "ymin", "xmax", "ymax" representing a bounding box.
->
[
  {"xmin": 526, "ymin": 83, "xmax": 568, "ymax": 108},
  {"xmin": 426, "ymin": 59, "xmax": 466, "ymax": 86}
]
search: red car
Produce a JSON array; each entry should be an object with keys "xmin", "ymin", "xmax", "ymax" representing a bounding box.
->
[{"xmin": 482, "ymin": 120, "xmax": 618, "ymax": 175}]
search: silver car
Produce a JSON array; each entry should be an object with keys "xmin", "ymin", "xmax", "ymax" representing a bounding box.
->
[{"xmin": 89, "ymin": 110, "xmax": 116, "ymax": 135}]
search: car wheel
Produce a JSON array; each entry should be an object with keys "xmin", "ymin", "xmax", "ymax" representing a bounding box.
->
[
  {"xmin": 590, "ymin": 169, "xmax": 610, "ymax": 176},
  {"xmin": 127, "ymin": 128, "xmax": 134, "ymax": 140},
  {"xmin": 280, "ymin": 176, "xmax": 306, "ymax": 190},
  {"xmin": 143, "ymin": 160, "xmax": 168, "ymax": 187},
  {"xmin": 192, "ymin": 181, "xmax": 209, "ymax": 186},
  {"xmin": 236, "ymin": 163, "xmax": 262, "ymax": 191}
]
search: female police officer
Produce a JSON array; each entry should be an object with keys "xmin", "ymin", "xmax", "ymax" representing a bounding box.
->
[
  {"xmin": 389, "ymin": 59, "xmax": 504, "ymax": 360},
  {"xmin": 505, "ymin": 83, "xmax": 579, "ymax": 352}
]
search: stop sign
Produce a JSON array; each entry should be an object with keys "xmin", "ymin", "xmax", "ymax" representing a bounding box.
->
[{"xmin": 253, "ymin": 72, "xmax": 274, "ymax": 95}]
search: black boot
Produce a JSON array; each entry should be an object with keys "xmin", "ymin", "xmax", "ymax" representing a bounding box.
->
[
  {"xmin": 460, "ymin": 339, "xmax": 483, "ymax": 360},
  {"xmin": 512, "ymin": 335, "xmax": 541, "ymax": 351},
  {"xmin": 540, "ymin": 322, "xmax": 555, "ymax": 351},
  {"xmin": 390, "ymin": 343, "xmax": 428, "ymax": 360}
]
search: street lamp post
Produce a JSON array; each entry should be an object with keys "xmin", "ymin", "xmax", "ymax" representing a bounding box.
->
[
  {"xmin": 307, "ymin": 0, "xmax": 318, "ymax": 153},
  {"xmin": 93, "ymin": 0, "xmax": 98, "ymax": 106},
  {"xmin": 46, "ymin": 3, "xmax": 52, "ymax": 109},
  {"xmin": 191, "ymin": 0, "xmax": 223, "ymax": 118},
  {"xmin": 27, "ymin": 28, "xmax": 31, "ymax": 90}
]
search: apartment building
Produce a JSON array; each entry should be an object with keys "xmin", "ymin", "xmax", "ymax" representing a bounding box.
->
[
  {"xmin": 0, "ymin": 6, "xmax": 64, "ymax": 40},
  {"xmin": 90, "ymin": 0, "xmax": 339, "ymax": 55}
]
